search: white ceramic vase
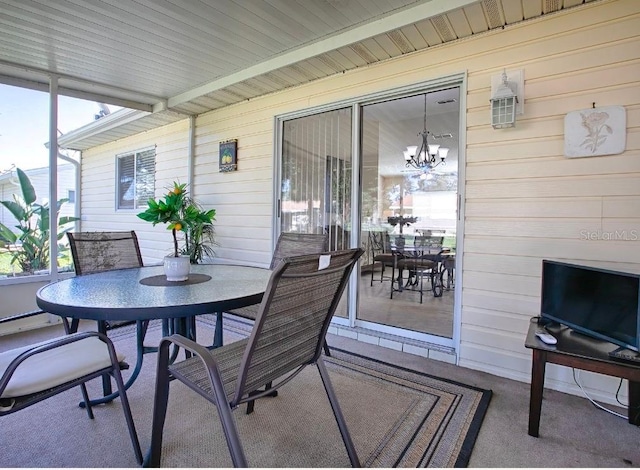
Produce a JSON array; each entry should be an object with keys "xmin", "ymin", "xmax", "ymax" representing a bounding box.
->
[{"xmin": 163, "ymin": 255, "xmax": 191, "ymax": 282}]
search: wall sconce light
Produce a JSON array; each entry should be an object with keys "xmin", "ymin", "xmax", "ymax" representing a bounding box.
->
[{"xmin": 490, "ymin": 69, "xmax": 524, "ymax": 129}]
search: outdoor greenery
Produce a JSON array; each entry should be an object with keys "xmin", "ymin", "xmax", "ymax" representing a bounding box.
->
[
  {"xmin": 137, "ymin": 182, "xmax": 216, "ymax": 263},
  {"xmin": 0, "ymin": 251, "xmax": 16, "ymax": 275},
  {"xmin": 0, "ymin": 168, "xmax": 78, "ymax": 275}
]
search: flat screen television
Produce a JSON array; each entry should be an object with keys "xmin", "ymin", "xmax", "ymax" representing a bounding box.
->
[{"xmin": 540, "ymin": 260, "xmax": 640, "ymax": 352}]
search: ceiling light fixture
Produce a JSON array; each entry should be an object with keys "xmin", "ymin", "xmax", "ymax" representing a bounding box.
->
[{"xmin": 403, "ymin": 94, "xmax": 448, "ymax": 171}]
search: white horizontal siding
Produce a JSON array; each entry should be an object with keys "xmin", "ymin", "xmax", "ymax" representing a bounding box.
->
[
  {"xmin": 460, "ymin": 0, "xmax": 639, "ymax": 403},
  {"xmin": 78, "ymin": 0, "xmax": 640, "ymax": 404},
  {"xmin": 80, "ymin": 120, "xmax": 190, "ymax": 264}
]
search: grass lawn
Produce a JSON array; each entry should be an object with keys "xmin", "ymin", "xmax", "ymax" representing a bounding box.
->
[
  {"xmin": 0, "ymin": 250, "xmax": 74, "ymax": 276},
  {"xmin": 0, "ymin": 251, "xmax": 19, "ymax": 276}
]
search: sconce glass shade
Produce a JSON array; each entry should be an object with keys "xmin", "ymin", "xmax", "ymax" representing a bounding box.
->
[
  {"xmin": 427, "ymin": 144, "xmax": 440, "ymax": 156},
  {"xmin": 490, "ymin": 71, "xmax": 518, "ymax": 129},
  {"xmin": 438, "ymin": 147, "xmax": 449, "ymax": 160},
  {"xmin": 491, "ymin": 95, "xmax": 517, "ymax": 128}
]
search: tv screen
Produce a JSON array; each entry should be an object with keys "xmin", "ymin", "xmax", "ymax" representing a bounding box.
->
[{"xmin": 540, "ymin": 260, "xmax": 640, "ymax": 351}]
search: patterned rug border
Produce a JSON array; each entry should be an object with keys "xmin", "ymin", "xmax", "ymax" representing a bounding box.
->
[
  {"xmin": 106, "ymin": 316, "xmax": 492, "ymax": 467},
  {"xmin": 326, "ymin": 346, "xmax": 493, "ymax": 467}
]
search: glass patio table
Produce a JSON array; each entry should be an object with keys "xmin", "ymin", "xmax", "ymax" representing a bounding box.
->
[{"xmin": 36, "ymin": 264, "xmax": 271, "ymax": 405}]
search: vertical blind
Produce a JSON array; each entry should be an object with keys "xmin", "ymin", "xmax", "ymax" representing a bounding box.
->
[{"xmin": 281, "ymin": 108, "xmax": 352, "ymax": 250}]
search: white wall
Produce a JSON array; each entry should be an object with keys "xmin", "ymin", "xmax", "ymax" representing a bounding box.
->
[
  {"xmin": 79, "ymin": 0, "xmax": 640, "ymax": 403},
  {"xmin": 79, "ymin": 120, "xmax": 191, "ymax": 264}
]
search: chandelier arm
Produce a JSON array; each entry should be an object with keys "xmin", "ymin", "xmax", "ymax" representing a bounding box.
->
[{"xmin": 404, "ymin": 93, "xmax": 447, "ymax": 171}]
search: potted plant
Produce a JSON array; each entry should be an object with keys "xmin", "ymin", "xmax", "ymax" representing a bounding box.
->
[{"xmin": 137, "ymin": 182, "xmax": 216, "ymax": 281}]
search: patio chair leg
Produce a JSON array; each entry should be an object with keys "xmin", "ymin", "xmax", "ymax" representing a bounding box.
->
[
  {"xmin": 246, "ymin": 390, "xmax": 259, "ymax": 414},
  {"xmin": 316, "ymin": 358, "xmax": 361, "ymax": 468},
  {"xmin": 97, "ymin": 320, "xmax": 114, "ymax": 398},
  {"xmin": 112, "ymin": 365, "xmax": 143, "ymax": 465},
  {"xmin": 246, "ymin": 382, "xmax": 278, "ymax": 414},
  {"xmin": 219, "ymin": 399, "xmax": 248, "ymax": 467},
  {"xmin": 323, "ymin": 340, "xmax": 331, "ymax": 357},
  {"xmin": 370, "ymin": 261, "xmax": 375, "ymax": 286},
  {"xmin": 79, "ymin": 383, "xmax": 94, "ymax": 419}
]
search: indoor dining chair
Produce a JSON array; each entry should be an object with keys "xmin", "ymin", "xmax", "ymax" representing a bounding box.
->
[
  {"xmin": 0, "ymin": 328, "xmax": 143, "ymax": 464},
  {"xmin": 145, "ymin": 248, "xmax": 363, "ymax": 468},
  {"xmin": 393, "ymin": 234, "xmax": 446, "ymax": 302},
  {"xmin": 368, "ymin": 230, "xmax": 395, "ymax": 286}
]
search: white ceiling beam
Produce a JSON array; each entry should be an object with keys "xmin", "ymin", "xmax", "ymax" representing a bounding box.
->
[
  {"xmin": 0, "ymin": 59, "xmax": 163, "ymax": 111},
  {"xmin": 167, "ymin": 0, "xmax": 479, "ymax": 108},
  {"xmin": 0, "ymin": 74, "xmax": 154, "ymax": 112}
]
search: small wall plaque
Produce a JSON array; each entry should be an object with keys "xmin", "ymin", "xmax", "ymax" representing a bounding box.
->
[
  {"xmin": 564, "ymin": 106, "xmax": 626, "ymax": 158},
  {"xmin": 219, "ymin": 139, "xmax": 237, "ymax": 172}
]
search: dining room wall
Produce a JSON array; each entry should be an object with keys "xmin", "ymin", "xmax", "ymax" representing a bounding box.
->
[{"xmin": 77, "ymin": 0, "xmax": 640, "ymax": 404}]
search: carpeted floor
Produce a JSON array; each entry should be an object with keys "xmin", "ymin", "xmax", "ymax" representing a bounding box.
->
[{"xmin": 0, "ymin": 317, "xmax": 491, "ymax": 467}]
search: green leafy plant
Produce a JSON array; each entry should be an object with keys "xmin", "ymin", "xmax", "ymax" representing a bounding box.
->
[
  {"xmin": 0, "ymin": 168, "xmax": 79, "ymax": 274},
  {"xmin": 137, "ymin": 182, "xmax": 216, "ymax": 263}
]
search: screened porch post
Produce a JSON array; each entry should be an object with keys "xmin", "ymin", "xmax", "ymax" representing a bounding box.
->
[{"xmin": 48, "ymin": 75, "xmax": 59, "ymax": 281}]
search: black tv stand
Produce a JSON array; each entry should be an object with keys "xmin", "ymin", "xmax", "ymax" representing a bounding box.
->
[{"xmin": 525, "ymin": 319, "xmax": 640, "ymax": 437}]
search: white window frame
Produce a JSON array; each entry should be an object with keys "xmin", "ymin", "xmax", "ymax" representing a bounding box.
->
[{"xmin": 115, "ymin": 146, "xmax": 156, "ymax": 210}]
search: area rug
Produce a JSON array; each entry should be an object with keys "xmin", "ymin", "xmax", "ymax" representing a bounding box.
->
[{"xmin": 0, "ymin": 317, "xmax": 491, "ymax": 468}]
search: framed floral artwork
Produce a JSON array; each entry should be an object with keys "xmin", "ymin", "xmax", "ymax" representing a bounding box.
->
[
  {"xmin": 219, "ymin": 139, "xmax": 237, "ymax": 172},
  {"xmin": 564, "ymin": 106, "xmax": 625, "ymax": 158}
]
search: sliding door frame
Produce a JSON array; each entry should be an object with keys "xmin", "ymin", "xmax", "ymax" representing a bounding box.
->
[{"xmin": 274, "ymin": 72, "xmax": 467, "ymax": 351}]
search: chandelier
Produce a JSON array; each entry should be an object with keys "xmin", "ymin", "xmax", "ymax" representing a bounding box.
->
[{"xmin": 403, "ymin": 94, "xmax": 449, "ymax": 171}]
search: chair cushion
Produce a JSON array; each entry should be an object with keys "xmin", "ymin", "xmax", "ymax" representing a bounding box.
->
[
  {"xmin": 373, "ymin": 253, "xmax": 396, "ymax": 263},
  {"xmin": 0, "ymin": 336, "xmax": 125, "ymax": 398},
  {"xmin": 397, "ymin": 259, "xmax": 436, "ymax": 270}
]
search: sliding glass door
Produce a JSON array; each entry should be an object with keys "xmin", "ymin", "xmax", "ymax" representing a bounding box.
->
[
  {"xmin": 276, "ymin": 82, "xmax": 461, "ymax": 342},
  {"xmin": 279, "ymin": 107, "xmax": 353, "ymax": 317},
  {"xmin": 359, "ymin": 88, "xmax": 459, "ymax": 339}
]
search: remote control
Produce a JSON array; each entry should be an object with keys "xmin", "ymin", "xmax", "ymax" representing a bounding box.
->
[{"xmin": 535, "ymin": 331, "xmax": 557, "ymax": 345}]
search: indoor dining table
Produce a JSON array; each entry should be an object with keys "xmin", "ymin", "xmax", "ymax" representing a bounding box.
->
[{"xmin": 36, "ymin": 263, "xmax": 271, "ymax": 405}]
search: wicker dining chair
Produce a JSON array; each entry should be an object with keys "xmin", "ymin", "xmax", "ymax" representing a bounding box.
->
[
  {"xmin": 145, "ymin": 248, "xmax": 363, "ymax": 468},
  {"xmin": 0, "ymin": 330, "xmax": 143, "ymax": 464}
]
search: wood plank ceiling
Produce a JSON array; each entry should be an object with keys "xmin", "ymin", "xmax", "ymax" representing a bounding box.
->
[{"xmin": 0, "ymin": 0, "xmax": 596, "ymax": 149}]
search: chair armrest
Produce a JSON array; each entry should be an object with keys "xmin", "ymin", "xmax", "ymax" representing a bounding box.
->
[
  {"xmin": 159, "ymin": 334, "xmax": 231, "ymax": 406},
  {"xmin": 160, "ymin": 333, "xmax": 213, "ymax": 359},
  {"xmin": 0, "ymin": 331, "xmax": 121, "ymax": 398},
  {"xmin": 0, "ymin": 309, "xmax": 45, "ymax": 325}
]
